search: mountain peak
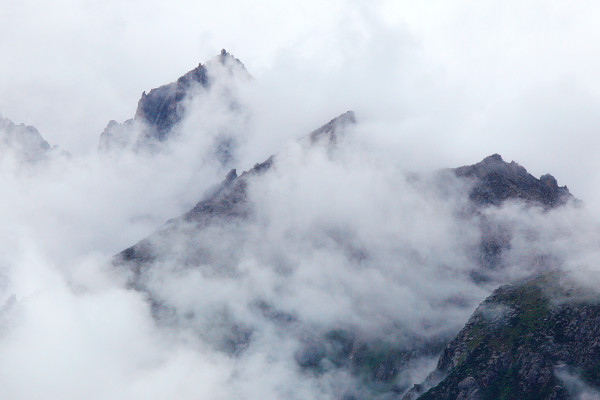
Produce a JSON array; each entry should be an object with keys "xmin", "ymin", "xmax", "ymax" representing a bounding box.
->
[
  {"xmin": 482, "ymin": 153, "xmax": 503, "ymax": 163},
  {"xmin": 454, "ymin": 154, "xmax": 572, "ymax": 207},
  {"xmin": 212, "ymin": 49, "xmax": 249, "ymax": 75},
  {"xmin": 309, "ymin": 110, "xmax": 356, "ymax": 145},
  {"xmin": 130, "ymin": 61, "xmax": 210, "ymax": 141},
  {"xmin": 99, "ymin": 50, "xmax": 250, "ymax": 150}
]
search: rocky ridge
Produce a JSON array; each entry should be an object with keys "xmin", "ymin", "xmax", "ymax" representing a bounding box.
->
[
  {"xmin": 454, "ymin": 154, "xmax": 572, "ymax": 208},
  {"xmin": 98, "ymin": 49, "xmax": 248, "ymax": 151},
  {"xmin": 450, "ymin": 154, "xmax": 574, "ymax": 281},
  {"xmin": 114, "ymin": 110, "xmax": 357, "ymax": 277}
]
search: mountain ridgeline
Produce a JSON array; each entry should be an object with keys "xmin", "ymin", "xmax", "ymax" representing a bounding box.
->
[
  {"xmin": 98, "ymin": 49, "xmax": 249, "ymax": 152},
  {"xmin": 115, "ymin": 109, "xmax": 357, "ymax": 277},
  {"xmin": 454, "ymin": 153, "xmax": 571, "ymax": 208},
  {"xmin": 1, "ymin": 50, "xmax": 596, "ymax": 399}
]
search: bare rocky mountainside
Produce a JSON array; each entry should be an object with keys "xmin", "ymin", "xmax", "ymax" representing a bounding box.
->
[{"xmin": 404, "ymin": 273, "xmax": 600, "ymax": 400}]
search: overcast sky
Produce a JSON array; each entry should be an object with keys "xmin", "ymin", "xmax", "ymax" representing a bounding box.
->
[{"xmin": 2, "ymin": 0, "xmax": 600, "ymax": 203}]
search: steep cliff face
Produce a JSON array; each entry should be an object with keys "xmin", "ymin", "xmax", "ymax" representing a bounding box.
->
[
  {"xmin": 405, "ymin": 274, "xmax": 600, "ymax": 400},
  {"xmin": 133, "ymin": 62, "xmax": 209, "ymax": 140},
  {"xmin": 98, "ymin": 49, "xmax": 249, "ymax": 151}
]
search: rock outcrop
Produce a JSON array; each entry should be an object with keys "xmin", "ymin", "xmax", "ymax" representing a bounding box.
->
[
  {"xmin": 98, "ymin": 49, "xmax": 249, "ymax": 151},
  {"xmin": 405, "ymin": 273, "xmax": 600, "ymax": 400},
  {"xmin": 452, "ymin": 154, "xmax": 574, "ymax": 280},
  {"xmin": 454, "ymin": 154, "xmax": 572, "ymax": 208}
]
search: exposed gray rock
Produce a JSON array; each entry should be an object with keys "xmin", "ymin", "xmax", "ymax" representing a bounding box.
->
[
  {"xmin": 98, "ymin": 49, "xmax": 249, "ymax": 151},
  {"xmin": 410, "ymin": 273, "xmax": 600, "ymax": 400},
  {"xmin": 454, "ymin": 154, "xmax": 572, "ymax": 208},
  {"xmin": 114, "ymin": 110, "xmax": 357, "ymax": 278}
]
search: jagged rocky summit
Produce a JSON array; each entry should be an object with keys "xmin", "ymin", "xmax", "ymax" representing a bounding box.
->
[
  {"xmin": 98, "ymin": 49, "xmax": 249, "ymax": 151},
  {"xmin": 448, "ymin": 154, "xmax": 574, "ymax": 283},
  {"xmin": 454, "ymin": 154, "xmax": 572, "ymax": 208}
]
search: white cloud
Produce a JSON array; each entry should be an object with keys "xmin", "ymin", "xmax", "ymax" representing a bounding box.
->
[{"xmin": 0, "ymin": 2, "xmax": 600, "ymax": 398}]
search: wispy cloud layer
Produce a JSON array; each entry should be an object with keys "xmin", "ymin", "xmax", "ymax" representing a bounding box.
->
[{"xmin": 0, "ymin": 2, "xmax": 599, "ymax": 398}]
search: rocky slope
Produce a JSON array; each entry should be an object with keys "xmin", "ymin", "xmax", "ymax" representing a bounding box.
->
[
  {"xmin": 98, "ymin": 49, "xmax": 249, "ymax": 151},
  {"xmin": 113, "ymin": 110, "xmax": 456, "ymax": 396},
  {"xmin": 115, "ymin": 110, "xmax": 357, "ymax": 279},
  {"xmin": 405, "ymin": 273, "xmax": 600, "ymax": 400},
  {"xmin": 117, "ymin": 143, "xmax": 572, "ymax": 278}
]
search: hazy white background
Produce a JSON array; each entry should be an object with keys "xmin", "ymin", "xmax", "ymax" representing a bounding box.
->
[
  {"xmin": 1, "ymin": 2, "xmax": 600, "ymax": 399},
  {"xmin": 2, "ymin": 0, "xmax": 600, "ymax": 200}
]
